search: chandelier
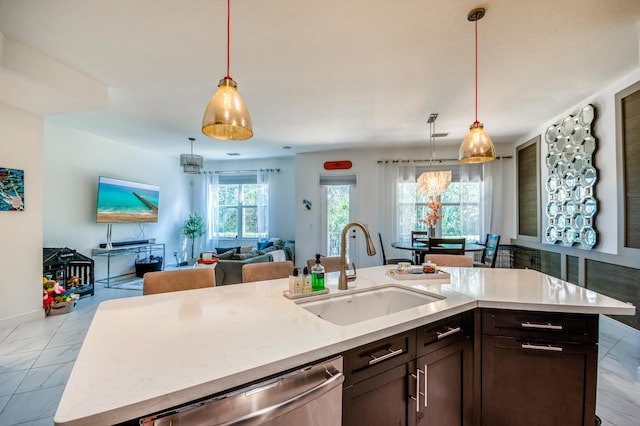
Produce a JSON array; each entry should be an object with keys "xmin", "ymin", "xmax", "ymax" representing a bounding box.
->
[
  {"xmin": 180, "ymin": 137, "xmax": 203, "ymax": 174},
  {"xmin": 417, "ymin": 113, "xmax": 451, "ymax": 197},
  {"xmin": 458, "ymin": 7, "xmax": 496, "ymax": 163}
]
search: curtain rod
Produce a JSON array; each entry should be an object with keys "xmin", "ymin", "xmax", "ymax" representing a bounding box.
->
[
  {"xmin": 376, "ymin": 156, "xmax": 512, "ymax": 164},
  {"xmin": 202, "ymin": 168, "xmax": 280, "ymax": 174}
]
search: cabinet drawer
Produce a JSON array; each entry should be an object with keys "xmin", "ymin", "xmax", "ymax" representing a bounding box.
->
[
  {"xmin": 417, "ymin": 312, "xmax": 469, "ymax": 355},
  {"xmin": 482, "ymin": 309, "xmax": 598, "ymax": 344},
  {"xmin": 343, "ymin": 330, "xmax": 416, "ymax": 386}
]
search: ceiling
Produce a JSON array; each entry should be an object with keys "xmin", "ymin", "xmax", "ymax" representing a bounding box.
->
[{"xmin": 1, "ymin": 0, "xmax": 639, "ymax": 161}]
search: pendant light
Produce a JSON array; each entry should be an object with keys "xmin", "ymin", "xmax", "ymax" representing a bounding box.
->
[
  {"xmin": 458, "ymin": 8, "xmax": 495, "ymax": 163},
  {"xmin": 202, "ymin": 0, "xmax": 253, "ymax": 141},
  {"xmin": 417, "ymin": 113, "xmax": 451, "ymax": 197},
  {"xmin": 180, "ymin": 137, "xmax": 204, "ymax": 174}
]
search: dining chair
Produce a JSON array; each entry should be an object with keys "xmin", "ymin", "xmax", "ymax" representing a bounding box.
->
[
  {"xmin": 474, "ymin": 234, "xmax": 501, "ymax": 268},
  {"xmin": 378, "ymin": 233, "xmax": 414, "ymax": 265},
  {"xmin": 427, "ymin": 238, "xmax": 466, "ymax": 255},
  {"xmin": 306, "ymin": 256, "xmax": 343, "ymax": 273},
  {"xmin": 142, "ymin": 268, "xmax": 215, "ymax": 295},
  {"xmin": 242, "ymin": 261, "xmax": 294, "ymax": 283},
  {"xmin": 411, "ymin": 231, "xmax": 430, "ymax": 264},
  {"xmin": 424, "ymin": 254, "xmax": 474, "ymax": 267}
]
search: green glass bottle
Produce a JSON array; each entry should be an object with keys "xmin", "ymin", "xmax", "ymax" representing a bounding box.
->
[{"xmin": 311, "ymin": 254, "xmax": 325, "ymax": 291}]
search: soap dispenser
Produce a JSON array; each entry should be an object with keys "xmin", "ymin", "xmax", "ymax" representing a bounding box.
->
[
  {"xmin": 302, "ymin": 267, "xmax": 312, "ymax": 293},
  {"xmin": 311, "ymin": 254, "xmax": 325, "ymax": 291}
]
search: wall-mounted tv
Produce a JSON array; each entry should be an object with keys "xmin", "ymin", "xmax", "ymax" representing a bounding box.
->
[{"xmin": 96, "ymin": 176, "xmax": 160, "ymax": 223}]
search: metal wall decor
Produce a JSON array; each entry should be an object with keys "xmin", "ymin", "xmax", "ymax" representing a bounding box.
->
[{"xmin": 544, "ymin": 104, "xmax": 598, "ymax": 248}]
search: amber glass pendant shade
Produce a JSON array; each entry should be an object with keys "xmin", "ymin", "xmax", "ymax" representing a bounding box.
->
[
  {"xmin": 202, "ymin": 77, "xmax": 253, "ymax": 140},
  {"xmin": 458, "ymin": 122, "xmax": 495, "ymax": 163},
  {"xmin": 458, "ymin": 8, "xmax": 495, "ymax": 164}
]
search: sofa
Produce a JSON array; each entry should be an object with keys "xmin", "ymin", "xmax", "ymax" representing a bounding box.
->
[{"xmin": 211, "ymin": 239, "xmax": 295, "ymax": 286}]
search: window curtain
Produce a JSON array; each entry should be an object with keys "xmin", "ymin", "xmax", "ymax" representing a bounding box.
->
[
  {"xmin": 197, "ymin": 171, "xmax": 219, "ymax": 251},
  {"xmin": 397, "ymin": 163, "xmax": 417, "ymax": 240},
  {"xmin": 483, "ymin": 159, "xmax": 506, "ymax": 238},
  {"xmin": 378, "ymin": 162, "xmax": 395, "ymax": 243},
  {"xmin": 459, "ymin": 164, "xmax": 482, "ymax": 241},
  {"xmin": 257, "ymin": 169, "xmax": 277, "ymax": 237}
]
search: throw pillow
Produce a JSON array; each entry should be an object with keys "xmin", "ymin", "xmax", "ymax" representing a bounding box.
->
[
  {"xmin": 216, "ymin": 249, "xmax": 236, "ymax": 260},
  {"xmin": 232, "ymin": 252, "xmax": 260, "ymax": 260},
  {"xmin": 259, "ymin": 240, "xmax": 273, "ymax": 251}
]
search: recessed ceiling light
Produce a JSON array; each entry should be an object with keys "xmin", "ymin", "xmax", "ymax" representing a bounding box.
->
[{"xmin": 226, "ymin": 153, "xmax": 241, "ymax": 156}]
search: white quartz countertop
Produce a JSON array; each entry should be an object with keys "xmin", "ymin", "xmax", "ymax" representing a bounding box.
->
[{"xmin": 54, "ymin": 266, "xmax": 635, "ymax": 425}]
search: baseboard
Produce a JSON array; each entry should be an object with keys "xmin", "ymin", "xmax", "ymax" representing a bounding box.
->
[{"xmin": 0, "ymin": 308, "xmax": 45, "ymax": 328}]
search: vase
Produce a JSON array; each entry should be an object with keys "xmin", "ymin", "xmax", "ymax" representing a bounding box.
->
[{"xmin": 429, "ymin": 227, "xmax": 435, "ymax": 238}]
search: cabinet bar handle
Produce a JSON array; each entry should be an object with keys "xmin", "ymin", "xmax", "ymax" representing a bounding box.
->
[
  {"xmin": 521, "ymin": 322, "xmax": 563, "ymax": 330},
  {"xmin": 368, "ymin": 347, "xmax": 404, "ymax": 365},
  {"xmin": 436, "ymin": 326, "xmax": 461, "ymax": 339},
  {"xmin": 424, "ymin": 364, "xmax": 428, "ymax": 408},
  {"xmin": 521, "ymin": 343, "xmax": 563, "ymax": 352},
  {"xmin": 411, "ymin": 369, "xmax": 425, "ymax": 412}
]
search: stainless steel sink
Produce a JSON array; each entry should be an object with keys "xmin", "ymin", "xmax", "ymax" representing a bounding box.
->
[{"xmin": 296, "ymin": 284, "xmax": 444, "ymax": 326}]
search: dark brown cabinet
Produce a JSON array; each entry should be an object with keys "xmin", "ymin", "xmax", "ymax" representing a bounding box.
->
[
  {"xmin": 480, "ymin": 309, "xmax": 598, "ymax": 426},
  {"xmin": 342, "ymin": 330, "xmax": 416, "ymax": 425},
  {"xmin": 415, "ymin": 313, "xmax": 473, "ymax": 426},
  {"xmin": 343, "ymin": 363, "xmax": 416, "ymax": 425},
  {"xmin": 342, "ymin": 313, "xmax": 473, "ymax": 426}
]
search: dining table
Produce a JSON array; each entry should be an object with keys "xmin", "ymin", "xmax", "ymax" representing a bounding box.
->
[{"xmin": 391, "ymin": 239, "xmax": 486, "ymax": 263}]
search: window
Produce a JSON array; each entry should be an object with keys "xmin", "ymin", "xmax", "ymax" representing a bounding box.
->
[
  {"xmin": 397, "ymin": 165, "xmax": 483, "ymax": 242},
  {"xmin": 319, "ymin": 174, "xmax": 357, "ymax": 257},
  {"xmin": 208, "ymin": 174, "xmax": 268, "ymax": 239}
]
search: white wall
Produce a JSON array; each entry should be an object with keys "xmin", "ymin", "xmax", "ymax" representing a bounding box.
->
[
  {"xmin": 0, "ymin": 103, "xmax": 45, "ymax": 326},
  {"xmin": 44, "ymin": 122, "xmax": 191, "ymax": 281}
]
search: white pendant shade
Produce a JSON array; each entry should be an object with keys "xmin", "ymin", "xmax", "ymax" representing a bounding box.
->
[
  {"xmin": 202, "ymin": 78, "xmax": 253, "ymax": 141},
  {"xmin": 458, "ymin": 122, "xmax": 495, "ymax": 163},
  {"xmin": 417, "ymin": 170, "xmax": 452, "ymax": 197}
]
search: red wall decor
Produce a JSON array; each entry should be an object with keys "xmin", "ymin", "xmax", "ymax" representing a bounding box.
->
[{"xmin": 323, "ymin": 161, "xmax": 352, "ymax": 170}]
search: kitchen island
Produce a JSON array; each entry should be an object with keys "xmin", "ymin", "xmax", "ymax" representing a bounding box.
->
[{"xmin": 54, "ymin": 266, "xmax": 635, "ymax": 425}]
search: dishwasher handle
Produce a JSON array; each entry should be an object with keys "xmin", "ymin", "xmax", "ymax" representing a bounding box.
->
[{"xmin": 220, "ymin": 370, "xmax": 344, "ymax": 426}]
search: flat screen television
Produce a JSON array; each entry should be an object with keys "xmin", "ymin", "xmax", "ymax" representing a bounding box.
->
[{"xmin": 96, "ymin": 176, "xmax": 160, "ymax": 223}]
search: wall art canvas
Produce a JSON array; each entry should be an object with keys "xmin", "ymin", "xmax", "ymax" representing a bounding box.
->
[{"xmin": 0, "ymin": 167, "xmax": 25, "ymax": 211}]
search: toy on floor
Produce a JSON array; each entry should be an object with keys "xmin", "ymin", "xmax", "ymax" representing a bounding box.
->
[{"xmin": 42, "ymin": 277, "xmax": 79, "ymax": 315}]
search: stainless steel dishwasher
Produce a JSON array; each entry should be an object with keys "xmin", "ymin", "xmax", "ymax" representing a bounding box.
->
[{"xmin": 139, "ymin": 356, "xmax": 344, "ymax": 425}]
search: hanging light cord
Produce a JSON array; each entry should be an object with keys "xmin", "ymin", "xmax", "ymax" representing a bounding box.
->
[
  {"xmin": 429, "ymin": 120, "xmax": 435, "ymax": 169},
  {"xmin": 474, "ymin": 18, "xmax": 479, "ymax": 126},
  {"xmin": 226, "ymin": 0, "xmax": 231, "ymax": 79}
]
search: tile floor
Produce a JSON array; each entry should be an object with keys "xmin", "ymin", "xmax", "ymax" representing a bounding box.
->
[{"xmin": 1, "ymin": 284, "xmax": 639, "ymax": 425}]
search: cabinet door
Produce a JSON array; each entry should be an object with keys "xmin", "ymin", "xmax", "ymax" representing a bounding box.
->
[
  {"xmin": 415, "ymin": 338, "xmax": 472, "ymax": 426},
  {"xmin": 342, "ymin": 363, "xmax": 415, "ymax": 426},
  {"xmin": 481, "ymin": 335, "xmax": 597, "ymax": 426}
]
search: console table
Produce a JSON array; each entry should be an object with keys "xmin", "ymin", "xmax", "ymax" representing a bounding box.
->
[{"xmin": 91, "ymin": 243, "xmax": 165, "ymax": 287}]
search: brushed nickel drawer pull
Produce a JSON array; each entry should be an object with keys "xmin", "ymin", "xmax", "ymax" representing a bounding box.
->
[
  {"xmin": 368, "ymin": 348, "xmax": 404, "ymax": 365},
  {"xmin": 410, "ymin": 370, "xmax": 425, "ymax": 412},
  {"xmin": 436, "ymin": 326, "xmax": 461, "ymax": 339},
  {"xmin": 522, "ymin": 343, "xmax": 563, "ymax": 352},
  {"xmin": 424, "ymin": 364, "xmax": 428, "ymax": 408},
  {"xmin": 521, "ymin": 322, "xmax": 563, "ymax": 330}
]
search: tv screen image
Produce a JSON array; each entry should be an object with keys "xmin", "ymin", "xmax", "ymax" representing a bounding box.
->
[{"xmin": 96, "ymin": 176, "xmax": 159, "ymax": 223}]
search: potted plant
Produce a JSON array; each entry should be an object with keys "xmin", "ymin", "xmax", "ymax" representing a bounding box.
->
[{"xmin": 183, "ymin": 213, "xmax": 206, "ymax": 261}]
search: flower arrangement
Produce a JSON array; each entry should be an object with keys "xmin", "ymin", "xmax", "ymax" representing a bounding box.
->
[{"xmin": 419, "ymin": 195, "xmax": 442, "ymax": 229}]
